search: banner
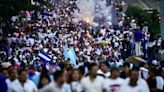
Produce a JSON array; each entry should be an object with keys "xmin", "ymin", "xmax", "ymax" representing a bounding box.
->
[
  {"xmin": 38, "ymin": 51, "xmax": 52, "ymax": 64},
  {"xmin": 63, "ymin": 44, "xmax": 77, "ymax": 65}
]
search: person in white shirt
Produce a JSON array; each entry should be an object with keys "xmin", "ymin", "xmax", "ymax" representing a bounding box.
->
[
  {"xmin": 6, "ymin": 68, "xmax": 17, "ymax": 92},
  {"xmin": 147, "ymin": 67, "xmax": 164, "ymax": 92},
  {"xmin": 104, "ymin": 67, "xmax": 124, "ymax": 92},
  {"xmin": 156, "ymin": 76, "xmax": 164, "ymax": 91},
  {"xmin": 119, "ymin": 68, "xmax": 150, "ymax": 92},
  {"xmin": 97, "ymin": 62, "xmax": 111, "ymax": 78},
  {"xmin": 81, "ymin": 63, "xmax": 106, "ymax": 92},
  {"xmin": 10, "ymin": 69, "xmax": 38, "ymax": 92},
  {"xmin": 65, "ymin": 69, "xmax": 82, "ymax": 92},
  {"xmin": 140, "ymin": 67, "xmax": 149, "ymax": 80},
  {"xmin": 39, "ymin": 70, "xmax": 67, "ymax": 92}
]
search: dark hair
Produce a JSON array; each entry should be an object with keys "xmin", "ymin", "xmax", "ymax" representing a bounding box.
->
[
  {"xmin": 0, "ymin": 65, "xmax": 3, "ymax": 73},
  {"xmin": 54, "ymin": 70, "xmax": 64, "ymax": 81},
  {"xmin": 132, "ymin": 66, "xmax": 139, "ymax": 71},
  {"xmin": 111, "ymin": 67, "xmax": 119, "ymax": 72},
  {"xmin": 67, "ymin": 58, "xmax": 70, "ymax": 61},
  {"xmin": 58, "ymin": 62, "xmax": 65, "ymax": 71},
  {"xmin": 88, "ymin": 63, "xmax": 97, "ymax": 71},
  {"xmin": 123, "ymin": 62, "xmax": 130, "ymax": 68},
  {"xmin": 149, "ymin": 67, "xmax": 158, "ymax": 76},
  {"xmin": 7, "ymin": 68, "xmax": 16, "ymax": 75},
  {"xmin": 38, "ymin": 74, "xmax": 51, "ymax": 89},
  {"xmin": 100, "ymin": 62, "xmax": 109, "ymax": 68},
  {"xmin": 18, "ymin": 68, "xmax": 26, "ymax": 75},
  {"xmin": 67, "ymin": 69, "xmax": 79, "ymax": 83},
  {"xmin": 41, "ymin": 66, "xmax": 49, "ymax": 75},
  {"xmin": 129, "ymin": 67, "xmax": 140, "ymax": 74},
  {"xmin": 78, "ymin": 66, "xmax": 85, "ymax": 75}
]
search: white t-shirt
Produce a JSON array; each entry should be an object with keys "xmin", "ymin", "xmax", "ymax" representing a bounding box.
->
[
  {"xmin": 64, "ymin": 82, "xmax": 82, "ymax": 92},
  {"xmin": 81, "ymin": 76, "xmax": 106, "ymax": 92},
  {"xmin": 157, "ymin": 38, "xmax": 162, "ymax": 46},
  {"xmin": 97, "ymin": 69, "xmax": 111, "ymax": 78},
  {"xmin": 104, "ymin": 78, "xmax": 124, "ymax": 92},
  {"xmin": 140, "ymin": 67, "xmax": 149, "ymax": 79},
  {"xmin": 6, "ymin": 79, "xmax": 15, "ymax": 92},
  {"xmin": 119, "ymin": 83, "xmax": 146, "ymax": 92},
  {"xmin": 120, "ymin": 78, "xmax": 150, "ymax": 92},
  {"xmin": 71, "ymin": 81, "xmax": 82, "ymax": 92},
  {"xmin": 95, "ymin": 49, "xmax": 101, "ymax": 55},
  {"xmin": 29, "ymin": 38, "xmax": 35, "ymax": 46},
  {"xmin": 156, "ymin": 76, "xmax": 164, "ymax": 90},
  {"xmin": 10, "ymin": 79, "xmax": 38, "ymax": 92},
  {"xmin": 100, "ymin": 29, "xmax": 106, "ymax": 36},
  {"xmin": 39, "ymin": 82, "xmax": 67, "ymax": 92}
]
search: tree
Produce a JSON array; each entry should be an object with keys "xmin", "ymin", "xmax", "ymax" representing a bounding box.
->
[
  {"xmin": 126, "ymin": 6, "xmax": 160, "ymax": 34},
  {"xmin": 0, "ymin": 0, "xmax": 49, "ymax": 20}
]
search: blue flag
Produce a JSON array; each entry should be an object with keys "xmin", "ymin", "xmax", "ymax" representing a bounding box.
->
[
  {"xmin": 40, "ymin": 12, "xmax": 50, "ymax": 16},
  {"xmin": 63, "ymin": 44, "xmax": 69, "ymax": 58},
  {"xmin": 63, "ymin": 44, "xmax": 77, "ymax": 65},
  {"xmin": 38, "ymin": 51, "xmax": 52, "ymax": 64}
]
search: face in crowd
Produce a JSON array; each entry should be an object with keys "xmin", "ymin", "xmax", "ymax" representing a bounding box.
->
[
  {"xmin": 88, "ymin": 63, "xmax": 98, "ymax": 77},
  {"xmin": 54, "ymin": 70, "xmax": 66, "ymax": 87},
  {"xmin": 71, "ymin": 69, "xmax": 80, "ymax": 81},
  {"xmin": 18, "ymin": 69, "xmax": 28, "ymax": 83},
  {"xmin": 8, "ymin": 68, "xmax": 17, "ymax": 81},
  {"xmin": 111, "ymin": 67, "xmax": 120, "ymax": 79},
  {"xmin": 129, "ymin": 69, "xmax": 139, "ymax": 87},
  {"xmin": 100, "ymin": 62, "xmax": 109, "ymax": 73}
]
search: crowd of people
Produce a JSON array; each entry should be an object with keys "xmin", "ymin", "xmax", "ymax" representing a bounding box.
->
[{"xmin": 0, "ymin": 0, "xmax": 164, "ymax": 92}]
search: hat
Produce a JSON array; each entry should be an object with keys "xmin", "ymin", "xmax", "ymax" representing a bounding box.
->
[
  {"xmin": 114, "ymin": 42, "xmax": 119, "ymax": 47},
  {"xmin": 152, "ymin": 60, "xmax": 158, "ymax": 65},
  {"xmin": 53, "ymin": 56, "xmax": 57, "ymax": 60},
  {"xmin": 43, "ymin": 48, "xmax": 48, "ymax": 53},
  {"xmin": 1, "ymin": 62, "xmax": 11, "ymax": 68}
]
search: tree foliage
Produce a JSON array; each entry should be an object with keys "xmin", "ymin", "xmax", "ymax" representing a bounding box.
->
[
  {"xmin": 0, "ymin": 0, "xmax": 49, "ymax": 19},
  {"xmin": 126, "ymin": 6, "xmax": 160, "ymax": 34}
]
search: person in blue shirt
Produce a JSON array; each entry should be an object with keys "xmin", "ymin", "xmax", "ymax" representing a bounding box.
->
[
  {"xmin": 0, "ymin": 66, "xmax": 8, "ymax": 92},
  {"xmin": 134, "ymin": 28, "xmax": 143, "ymax": 56}
]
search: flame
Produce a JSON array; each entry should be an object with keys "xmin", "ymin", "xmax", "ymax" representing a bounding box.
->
[{"xmin": 84, "ymin": 17, "xmax": 93, "ymax": 24}]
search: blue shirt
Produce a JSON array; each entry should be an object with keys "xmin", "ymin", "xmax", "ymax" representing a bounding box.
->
[
  {"xmin": 0, "ymin": 75, "xmax": 8, "ymax": 92},
  {"xmin": 134, "ymin": 29, "xmax": 143, "ymax": 42}
]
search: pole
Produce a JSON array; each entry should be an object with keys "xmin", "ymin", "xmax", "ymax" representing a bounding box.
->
[{"xmin": 160, "ymin": 0, "xmax": 164, "ymax": 41}]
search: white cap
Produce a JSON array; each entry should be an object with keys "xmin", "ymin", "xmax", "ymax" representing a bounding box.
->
[
  {"xmin": 152, "ymin": 60, "xmax": 158, "ymax": 65},
  {"xmin": 53, "ymin": 56, "xmax": 57, "ymax": 60},
  {"xmin": 43, "ymin": 48, "xmax": 48, "ymax": 53},
  {"xmin": 131, "ymin": 19, "xmax": 135, "ymax": 23},
  {"xmin": 1, "ymin": 62, "xmax": 11, "ymax": 68},
  {"xmin": 114, "ymin": 42, "xmax": 119, "ymax": 47}
]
